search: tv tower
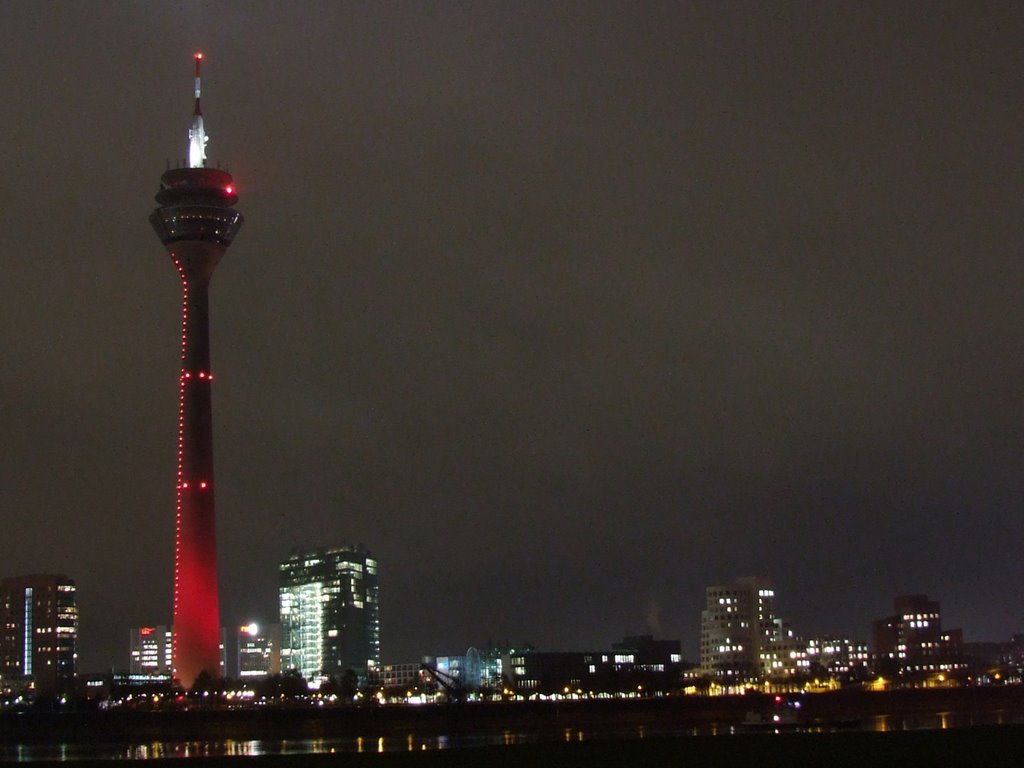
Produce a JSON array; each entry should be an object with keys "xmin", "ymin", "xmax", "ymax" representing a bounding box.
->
[{"xmin": 149, "ymin": 53, "xmax": 243, "ymax": 687}]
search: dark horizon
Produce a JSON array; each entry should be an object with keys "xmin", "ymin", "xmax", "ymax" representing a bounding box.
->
[{"xmin": 1, "ymin": 1, "xmax": 1023, "ymax": 672}]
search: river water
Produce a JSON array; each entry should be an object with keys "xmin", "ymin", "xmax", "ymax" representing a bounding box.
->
[{"xmin": 2, "ymin": 709, "xmax": 1022, "ymax": 761}]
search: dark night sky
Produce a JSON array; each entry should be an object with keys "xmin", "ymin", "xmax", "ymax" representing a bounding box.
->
[{"xmin": 1, "ymin": 1, "xmax": 1023, "ymax": 672}]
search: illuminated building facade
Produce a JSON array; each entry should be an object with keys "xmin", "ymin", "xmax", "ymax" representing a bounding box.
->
[
  {"xmin": 872, "ymin": 594, "xmax": 964, "ymax": 676},
  {"xmin": 368, "ymin": 662, "xmax": 425, "ymax": 691},
  {"xmin": 238, "ymin": 623, "xmax": 281, "ymax": 679},
  {"xmin": 424, "ymin": 649, "xmax": 485, "ymax": 692},
  {"xmin": 498, "ymin": 639, "xmax": 686, "ymax": 696},
  {"xmin": 279, "ymin": 546, "xmax": 380, "ymax": 683},
  {"xmin": 699, "ymin": 576, "xmax": 807, "ymax": 683},
  {"xmin": 415, "ymin": 638, "xmax": 686, "ymax": 698},
  {"xmin": 805, "ymin": 636, "xmax": 870, "ymax": 678},
  {"xmin": 149, "ymin": 53, "xmax": 243, "ymax": 688},
  {"xmin": 129, "ymin": 625, "xmax": 172, "ymax": 677},
  {"xmin": 128, "ymin": 625, "xmax": 226, "ymax": 680},
  {"xmin": 0, "ymin": 575, "xmax": 77, "ymax": 694}
]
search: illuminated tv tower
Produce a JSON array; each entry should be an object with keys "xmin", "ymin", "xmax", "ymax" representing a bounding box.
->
[{"xmin": 149, "ymin": 53, "xmax": 243, "ymax": 687}]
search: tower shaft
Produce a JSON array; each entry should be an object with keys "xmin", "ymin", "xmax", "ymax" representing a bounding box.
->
[
  {"xmin": 151, "ymin": 166, "xmax": 242, "ymax": 688},
  {"xmin": 172, "ymin": 259, "xmax": 220, "ymax": 687}
]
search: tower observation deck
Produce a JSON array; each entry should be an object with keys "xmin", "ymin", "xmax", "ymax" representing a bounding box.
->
[{"xmin": 149, "ymin": 53, "xmax": 243, "ymax": 688}]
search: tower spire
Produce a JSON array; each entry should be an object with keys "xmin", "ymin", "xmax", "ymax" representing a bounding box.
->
[{"xmin": 188, "ymin": 52, "xmax": 208, "ymax": 168}]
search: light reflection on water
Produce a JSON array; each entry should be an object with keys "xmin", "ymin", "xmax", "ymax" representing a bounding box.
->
[
  {"xmin": 866, "ymin": 710, "xmax": 1024, "ymax": 734},
  {"xmin": 2, "ymin": 711, "xmax": 1023, "ymax": 761},
  {"xmin": 3, "ymin": 734, "xmax": 499, "ymax": 762}
]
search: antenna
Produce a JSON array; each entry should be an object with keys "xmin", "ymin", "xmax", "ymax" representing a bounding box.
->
[
  {"xmin": 188, "ymin": 52, "xmax": 209, "ymax": 168},
  {"xmin": 193, "ymin": 52, "xmax": 203, "ymax": 114}
]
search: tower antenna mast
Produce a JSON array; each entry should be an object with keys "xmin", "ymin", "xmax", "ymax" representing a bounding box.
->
[{"xmin": 188, "ymin": 52, "xmax": 208, "ymax": 168}]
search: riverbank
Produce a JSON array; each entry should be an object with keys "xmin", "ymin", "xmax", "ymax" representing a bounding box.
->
[{"xmin": 2, "ymin": 685, "xmax": 1022, "ymax": 744}]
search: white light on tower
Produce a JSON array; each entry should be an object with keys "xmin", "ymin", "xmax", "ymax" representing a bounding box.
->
[{"xmin": 188, "ymin": 52, "xmax": 209, "ymax": 168}]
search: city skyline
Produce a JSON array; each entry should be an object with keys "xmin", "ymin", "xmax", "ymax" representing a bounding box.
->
[
  {"xmin": 1, "ymin": 2, "xmax": 1023, "ymax": 671},
  {"xmin": 6, "ymin": 566, "xmax": 1010, "ymax": 682},
  {"xmin": 77, "ymin": 574, "xmax": 1015, "ymax": 683},
  {"xmin": 1, "ymin": 565, "xmax": 1010, "ymax": 690}
]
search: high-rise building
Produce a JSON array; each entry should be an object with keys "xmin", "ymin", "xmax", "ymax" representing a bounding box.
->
[
  {"xmin": 279, "ymin": 546, "xmax": 380, "ymax": 684},
  {"xmin": 0, "ymin": 575, "xmax": 77, "ymax": 694},
  {"xmin": 149, "ymin": 53, "xmax": 243, "ymax": 688},
  {"xmin": 700, "ymin": 576, "xmax": 774, "ymax": 682},
  {"xmin": 237, "ymin": 623, "xmax": 281, "ymax": 680},
  {"xmin": 699, "ymin": 576, "xmax": 807, "ymax": 684},
  {"xmin": 129, "ymin": 626, "xmax": 173, "ymax": 678},
  {"xmin": 872, "ymin": 594, "xmax": 963, "ymax": 677}
]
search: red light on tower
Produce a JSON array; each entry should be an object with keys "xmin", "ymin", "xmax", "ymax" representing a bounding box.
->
[{"xmin": 195, "ymin": 52, "xmax": 204, "ymax": 60}]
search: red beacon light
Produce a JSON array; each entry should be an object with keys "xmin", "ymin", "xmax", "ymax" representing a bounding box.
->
[
  {"xmin": 225, "ymin": 185, "xmax": 234, "ymax": 195},
  {"xmin": 195, "ymin": 52, "xmax": 204, "ymax": 60}
]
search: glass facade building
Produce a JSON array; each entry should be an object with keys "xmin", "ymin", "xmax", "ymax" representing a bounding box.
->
[{"xmin": 279, "ymin": 546, "xmax": 380, "ymax": 683}]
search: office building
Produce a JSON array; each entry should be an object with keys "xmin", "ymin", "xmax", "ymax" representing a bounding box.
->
[
  {"xmin": 0, "ymin": 575, "xmax": 77, "ymax": 694},
  {"xmin": 805, "ymin": 636, "xmax": 870, "ymax": 678},
  {"xmin": 612, "ymin": 635, "xmax": 685, "ymax": 671},
  {"xmin": 129, "ymin": 625, "xmax": 173, "ymax": 678},
  {"xmin": 238, "ymin": 623, "xmax": 281, "ymax": 679},
  {"xmin": 873, "ymin": 594, "xmax": 964, "ymax": 676},
  {"xmin": 279, "ymin": 545, "xmax": 380, "ymax": 684},
  {"xmin": 368, "ymin": 662, "xmax": 424, "ymax": 691}
]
